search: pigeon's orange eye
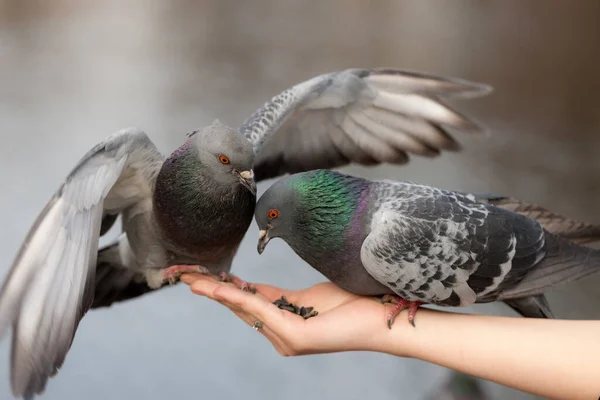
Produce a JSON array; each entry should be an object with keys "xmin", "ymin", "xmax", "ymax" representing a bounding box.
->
[
  {"xmin": 219, "ymin": 155, "xmax": 230, "ymax": 164},
  {"xmin": 268, "ymin": 209, "xmax": 279, "ymax": 219}
]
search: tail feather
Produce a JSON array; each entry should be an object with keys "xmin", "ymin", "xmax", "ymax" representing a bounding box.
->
[
  {"xmin": 500, "ymin": 231, "xmax": 600, "ymax": 300},
  {"xmin": 504, "ymin": 294, "xmax": 554, "ymax": 319},
  {"xmin": 475, "ymin": 194, "xmax": 600, "ymax": 245},
  {"xmin": 91, "ymin": 237, "xmax": 156, "ymax": 309}
]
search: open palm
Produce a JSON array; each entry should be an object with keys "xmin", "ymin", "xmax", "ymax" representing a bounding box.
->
[{"xmin": 181, "ymin": 274, "xmax": 399, "ymax": 356}]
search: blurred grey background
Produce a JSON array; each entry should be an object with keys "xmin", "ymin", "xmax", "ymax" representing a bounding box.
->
[{"xmin": 0, "ymin": 1, "xmax": 599, "ymax": 399}]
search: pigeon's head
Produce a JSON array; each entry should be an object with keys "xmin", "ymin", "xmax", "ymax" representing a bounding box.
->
[
  {"xmin": 255, "ymin": 170, "xmax": 370, "ymax": 255},
  {"xmin": 254, "ymin": 176, "xmax": 298, "ymax": 254},
  {"xmin": 186, "ymin": 119, "xmax": 256, "ymax": 195}
]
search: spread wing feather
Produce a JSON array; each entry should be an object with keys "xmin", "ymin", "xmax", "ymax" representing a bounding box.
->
[
  {"xmin": 240, "ymin": 68, "xmax": 492, "ymax": 181},
  {"xmin": 0, "ymin": 128, "xmax": 163, "ymax": 399}
]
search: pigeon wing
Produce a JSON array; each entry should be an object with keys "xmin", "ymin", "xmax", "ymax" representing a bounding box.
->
[
  {"xmin": 0, "ymin": 128, "xmax": 163, "ymax": 398},
  {"xmin": 360, "ymin": 184, "xmax": 547, "ymax": 307},
  {"xmin": 240, "ymin": 68, "xmax": 492, "ymax": 181}
]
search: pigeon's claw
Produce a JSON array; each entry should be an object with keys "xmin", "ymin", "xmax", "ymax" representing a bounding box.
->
[
  {"xmin": 407, "ymin": 302, "xmax": 421, "ymax": 327},
  {"xmin": 241, "ymin": 282, "xmax": 257, "ymax": 294},
  {"xmin": 381, "ymin": 295, "xmax": 422, "ymax": 329},
  {"xmin": 219, "ymin": 272, "xmax": 257, "ymax": 294},
  {"xmin": 162, "ymin": 265, "xmax": 210, "ymax": 285}
]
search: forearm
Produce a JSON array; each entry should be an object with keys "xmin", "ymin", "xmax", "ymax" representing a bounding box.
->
[{"xmin": 373, "ymin": 309, "xmax": 600, "ymax": 399}]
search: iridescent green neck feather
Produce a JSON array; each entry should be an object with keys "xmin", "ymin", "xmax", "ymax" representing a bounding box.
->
[
  {"xmin": 289, "ymin": 170, "xmax": 369, "ymax": 252},
  {"xmin": 262, "ymin": 170, "xmax": 386, "ymax": 296}
]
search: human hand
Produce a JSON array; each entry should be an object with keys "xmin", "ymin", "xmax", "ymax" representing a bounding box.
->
[
  {"xmin": 181, "ymin": 274, "xmax": 600, "ymax": 399},
  {"xmin": 180, "ymin": 273, "xmax": 406, "ymax": 356}
]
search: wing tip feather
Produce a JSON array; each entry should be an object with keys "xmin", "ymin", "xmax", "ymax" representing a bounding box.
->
[{"xmin": 360, "ymin": 67, "xmax": 494, "ymax": 98}]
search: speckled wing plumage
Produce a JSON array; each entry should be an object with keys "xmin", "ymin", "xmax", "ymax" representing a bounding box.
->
[
  {"xmin": 359, "ymin": 181, "xmax": 585, "ymax": 309},
  {"xmin": 0, "ymin": 128, "xmax": 164, "ymax": 399},
  {"xmin": 240, "ymin": 68, "xmax": 492, "ymax": 181}
]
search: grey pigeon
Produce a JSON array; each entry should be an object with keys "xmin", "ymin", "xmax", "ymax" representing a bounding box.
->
[
  {"xmin": 0, "ymin": 68, "xmax": 491, "ymax": 399},
  {"xmin": 254, "ymin": 169, "xmax": 600, "ymax": 326}
]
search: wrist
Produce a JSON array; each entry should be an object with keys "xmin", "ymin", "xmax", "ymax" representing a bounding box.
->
[{"xmin": 360, "ymin": 306, "xmax": 417, "ymax": 358}]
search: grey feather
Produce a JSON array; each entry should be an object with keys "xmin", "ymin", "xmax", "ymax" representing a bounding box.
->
[
  {"xmin": 425, "ymin": 371, "xmax": 490, "ymax": 400},
  {"xmin": 100, "ymin": 213, "xmax": 119, "ymax": 236},
  {"xmin": 504, "ymin": 295, "xmax": 554, "ymax": 319},
  {"xmin": 91, "ymin": 239, "xmax": 158, "ymax": 309},
  {"xmin": 496, "ymin": 232, "xmax": 600, "ymax": 300},
  {"xmin": 474, "ymin": 194, "xmax": 600, "ymax": 244},
  {"xmin": 0, "ymin": 128, "xmax": 163, "ymax": 398},
  {"xmin": 240, "ymin": 68, "xmax": 492, "ymax": 181}
]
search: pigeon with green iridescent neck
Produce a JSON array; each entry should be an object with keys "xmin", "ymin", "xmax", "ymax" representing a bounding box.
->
[
  {"xmin": 0, "ymin": 68, "xmax": 491, "ymax": 399},
  {"xmin": 255, "ymin": 169, "xmax": 600, "ymax": 326}
]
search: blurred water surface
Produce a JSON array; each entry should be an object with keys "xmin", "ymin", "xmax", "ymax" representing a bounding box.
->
[{"xmin": 0, "ymin": 1, "xmax": 599, "ymax": 399}]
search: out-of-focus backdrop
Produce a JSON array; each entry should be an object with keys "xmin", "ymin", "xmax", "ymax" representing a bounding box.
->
[{"xmin": 0, "ymin": 1, "xmax": 598, "ymax": 399}]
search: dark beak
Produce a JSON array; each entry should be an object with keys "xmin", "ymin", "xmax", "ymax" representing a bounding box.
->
[
  {"xmin": 237, "ymin": 169, "xmax": 256, "ymax": 196},
  {"xmin": 257, "ymin": 229, "xmax": 271, "ymax": 254}
]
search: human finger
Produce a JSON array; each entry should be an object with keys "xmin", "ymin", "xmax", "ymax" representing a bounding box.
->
[
  {"xmin": 181, "ymin": 272, "xmax": 221, "ymax": 285},
  {"xmin": 207, "ymin": 283, "xmax": 303, "ymax": 338}
]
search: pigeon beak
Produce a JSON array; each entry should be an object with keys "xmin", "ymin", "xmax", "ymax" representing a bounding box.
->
[
  {"xmin": 237, "ymin": 169, "xmax": 256, "ymax": 196},
  {"xmin": 257, "ymin": 229, "xmax": 271, "ymax": 255}
]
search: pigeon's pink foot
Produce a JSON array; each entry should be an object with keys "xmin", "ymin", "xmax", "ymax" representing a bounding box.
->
[
  {"xmin": 219, "ymin": 272, "xmax": 257, "ymax": 294},
  {"xmin": 162, "ymin": 265, "xmax": 210, "ymax": 285},
  {"xmin": 381, "ymin": 295, "xmax": 423, "ymax": 329}
]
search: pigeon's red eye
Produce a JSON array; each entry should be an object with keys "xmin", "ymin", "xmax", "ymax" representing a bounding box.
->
[
  {"xmin": 219, "ymin": 155, "xmax": 230, "ymax": 164},
  {"xmin": 268, "ymin": 209, "xmax": 279, "ymax": 219}
]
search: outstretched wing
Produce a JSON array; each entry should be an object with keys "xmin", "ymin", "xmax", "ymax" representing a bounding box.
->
[
  {"xmin": 0, "ymin": 128, "xmax": 163, "ymax": 398},
  {"xmin": 240, "ymin": 68, "xmax": 492, "ymax": 181},
  {"xmin": 360, "ymin": 184, "xmax": 546, "ymax": 307}
]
